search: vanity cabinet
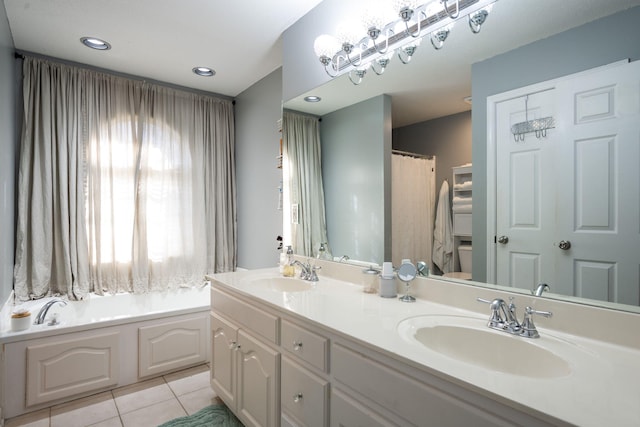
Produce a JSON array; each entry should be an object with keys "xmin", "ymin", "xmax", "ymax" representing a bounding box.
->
[
  {"xmin": 210, "ymin": 278, "xmax": 562, "ymax": 427},
  {"xmin": 210, "ymin": 289, "xmax": 280, "ymax": 427}
]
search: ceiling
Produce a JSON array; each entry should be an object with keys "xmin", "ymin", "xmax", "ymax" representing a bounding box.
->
[
  {"xmin": 3, "ymin": 0, "xmax": 323, "ymax": 97},
  {"xmin": 3, "ymin": 0, "xmax": 640, "ymax": 128}
]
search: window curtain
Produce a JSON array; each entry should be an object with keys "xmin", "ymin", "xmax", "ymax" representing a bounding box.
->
[
  {"xmin": 14, "ymin": 57, "xmax": 236, "ymax": 300},
  {"xmin": 282, "ymin": 111, "xmax": 329, "ymax": 258}
]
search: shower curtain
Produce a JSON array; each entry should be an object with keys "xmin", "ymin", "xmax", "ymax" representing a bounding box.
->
[{"xmin": 391, "ymin": 154, "xmax": 436, "ymax": 270}]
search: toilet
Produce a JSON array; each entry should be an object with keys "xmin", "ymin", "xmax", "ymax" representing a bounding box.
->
[{"xmin": 444, "ymin": 244, "xmax": 472, "ymax": 280}]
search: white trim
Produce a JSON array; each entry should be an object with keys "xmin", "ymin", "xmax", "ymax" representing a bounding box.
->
[{"xmin": 484, "ymin": 59, "xmax": 630, "ymax": 283}]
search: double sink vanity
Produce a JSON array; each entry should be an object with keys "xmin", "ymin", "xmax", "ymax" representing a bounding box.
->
[{"xmin": 208, "ymin": 259, "xmax": 640, "ymax": 427}]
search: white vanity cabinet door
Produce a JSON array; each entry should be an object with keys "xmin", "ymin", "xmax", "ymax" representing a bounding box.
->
[
  {"xmin": 281, "ymin": 356, "xmax": 328, "ymax": 427},
  {"xmin": 211, "ymin": 312, "xmax": 239, "ymax": 410},
  {"xmin": 236, "ymin": 329, "xmax": 280, "ymax": 427}
]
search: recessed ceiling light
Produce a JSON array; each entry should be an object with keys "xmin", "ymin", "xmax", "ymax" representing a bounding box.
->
[
  {"xmin": 304, "ymin": 96, "xmax": 321, "ymax": 103},
  {"xmin": 192, "ymin": 67, "xmax": 215, "ymax": 77},
  {"xmin": 80, "ymin": 37, "xmax": 111, "ymax": 50}
]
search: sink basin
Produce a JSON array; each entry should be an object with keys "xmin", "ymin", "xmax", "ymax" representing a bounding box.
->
[
  {"xmin": 247, "ymin": 277, "xmax": 314, "ymax": 293},
  {"xmin": 397, "ymin": 315, "xmax": 572, "ymax": 378}
]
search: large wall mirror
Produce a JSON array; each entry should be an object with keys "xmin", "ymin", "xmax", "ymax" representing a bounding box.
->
[{"xmin": 282, "ymin": 0, "xmax": 640, "ymax": 313}]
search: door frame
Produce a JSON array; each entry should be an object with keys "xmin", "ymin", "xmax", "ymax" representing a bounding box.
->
[{"xmin": 485, "ymin": 59, "xmax": 629, "ymax": 284}]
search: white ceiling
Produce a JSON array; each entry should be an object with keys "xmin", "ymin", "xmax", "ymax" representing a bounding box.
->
[
  {"xmin": 3, "ymin": 0, "xmax": 323, "ymax": 97},
  {"xmin": 3, "ymin": 0, "xmax": 640, "ymax": 127}
]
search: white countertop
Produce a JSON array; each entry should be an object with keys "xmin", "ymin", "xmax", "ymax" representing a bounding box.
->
[{"xmin": 209, "ymin": 268, "xmax": 640, "ymax": 427}]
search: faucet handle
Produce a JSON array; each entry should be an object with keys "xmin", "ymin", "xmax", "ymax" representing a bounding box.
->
[
  {"xmin": 520, "ymin": 306, "xmax": 552, "ymax": 338},
  {"xmin": 477, "ymin": 297, "xmax": 506, "ymax": 328},
  {"xmin": 309, "ymin": 265, "xmax": 321, "ymax": 282}
]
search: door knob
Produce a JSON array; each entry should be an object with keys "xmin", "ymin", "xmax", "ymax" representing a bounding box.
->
[
  {"xmin": 497, "ymin": 235, "xmax": 509, "ymax": 244},
  {"xmin": 558, "ymin": 240, "xmax": 571, "ymax": 250}
]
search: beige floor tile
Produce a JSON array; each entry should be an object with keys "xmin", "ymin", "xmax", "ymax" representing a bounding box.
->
[
  {"xmin": 120, "ymin": 398, "xmax": 186, "ymax": 427},
  {"xmin": 50, "ymin": 391, "xmax": 119, "ymax": 427},
  {"xmin": 164, "ymin": 365, "xmax": 211, "ymax": 396},
  {"xmin": 177, "ymin": 386, "xmax": 223, "ymax": 415},
  {"xmin": 112, "ymin": 377, "xmax": 175, "ymax": 414},
  {"xmin": 88, "ymin": 416, "xmax": 123, "ymax": 427},
  {"xmin": 5, "ymin": 408, "xmax": 50, "ymax": 427}
]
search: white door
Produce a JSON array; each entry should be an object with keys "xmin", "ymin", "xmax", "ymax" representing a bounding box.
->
[
  {"xmin": 553, "ymin": 61, "xmax": 640, "ymax": 304},
  {"xmin": 495, "ymin": 60, "xmax": 640, "ymax": 305},
  {"xmin": 495, "ymin": 89, "xmax": 557, "ymax": 290}
]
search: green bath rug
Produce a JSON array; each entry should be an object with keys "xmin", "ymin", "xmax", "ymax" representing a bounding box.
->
[{"xmin": 158, "ymin": 404, "xmax": 243, "ymax": 427}]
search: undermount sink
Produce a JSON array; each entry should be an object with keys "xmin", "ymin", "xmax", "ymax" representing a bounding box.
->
[
  {"xmin": 248, "ymin": 277, "xmax": 314, "ymax": 293},
  {"xmin": 397, "ymin": 315, "xmax": 572, "ymax": 378}
]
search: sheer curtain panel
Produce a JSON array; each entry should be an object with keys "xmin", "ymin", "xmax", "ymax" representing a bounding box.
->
[
  {"xmin": 282, "ymin": 111, "xmax": 329, "ymax": 257},
  {"xmin": 14, "ymin": 58, "xmax": 236, "ymax": 300}
]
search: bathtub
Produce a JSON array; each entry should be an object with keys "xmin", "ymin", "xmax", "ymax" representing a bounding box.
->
[{"xmin": 0, "ymin": 286, "xmax": 211, "ymax": 419}]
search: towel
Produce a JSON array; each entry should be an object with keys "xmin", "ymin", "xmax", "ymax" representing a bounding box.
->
[
  {"xmin": 433, "ymin": 181, "xmax": 454, "ymax": 273},
  {"xmin": 452, "ymin": 203, "xmax": 472, "ymax": 213}
]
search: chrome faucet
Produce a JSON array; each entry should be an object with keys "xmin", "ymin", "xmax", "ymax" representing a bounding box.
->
[
  {"xmin": 292, "ymin": 260, "xmax": 321, "ymax": 282},
  {"xmin": 34, "ymin": 299, "xmax": 67, "ymax": 325},
  {"xmin": 533, "ymin": 283, "xmax": 550, "ymax": 296},
  {"xmin": 477, "ymin": 297, "xmax": 552, "ymax": 338}
]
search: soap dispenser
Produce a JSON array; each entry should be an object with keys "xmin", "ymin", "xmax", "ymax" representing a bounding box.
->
[
  {"xmin": 283, "ymin": 246, "xmax": 295, "ymax": 277},
  {"xmin": 316, "ymin": 242, "xmax": 332, "ymax": 261}
]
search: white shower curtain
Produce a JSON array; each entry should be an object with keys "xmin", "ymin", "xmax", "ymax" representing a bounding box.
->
[{"xmin": 391, "ymin": 154, "xmax": 436, "ymax": 269}]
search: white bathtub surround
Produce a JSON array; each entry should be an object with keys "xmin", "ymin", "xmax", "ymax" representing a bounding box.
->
[
  {"xmin": 0, "ymin": 286, "xmax": 211, "ymax": 420},
  {"xmin": 209, "ymin": 266, "xmax": 640, "ymax": 427},
  {"xmin": 4, "ymin": 364, "xmax": 218, "ymax": 427}
]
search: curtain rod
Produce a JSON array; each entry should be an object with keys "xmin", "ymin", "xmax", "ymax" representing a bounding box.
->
[{"xmin": 392, "ymin": 149, "xmax": 433, "ymax": 160}]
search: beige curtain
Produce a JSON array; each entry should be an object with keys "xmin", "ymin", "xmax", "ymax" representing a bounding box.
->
[
  {"xmin": 391, "ymin": 154, "xmax": 436, "ymax": 269},
  {"xmin": 282, "ymin": 111, "xmax": 329, "ymax": 257},
  {"xmin": 14, "ymin": 58, "xmax": 91, "ymax": 300},
  {"xmin": 15, "ymin": 57, "xmax": 236, "ymax": 299}
]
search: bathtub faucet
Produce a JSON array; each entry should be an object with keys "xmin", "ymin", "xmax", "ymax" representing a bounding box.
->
[{"xmin": 34, "ymin": 299, "xmax": 67, "ymax": 325}]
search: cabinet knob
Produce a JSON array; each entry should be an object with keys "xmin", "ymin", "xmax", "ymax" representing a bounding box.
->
[
  {"xmin": 293, "ymin": 392, "xmax": 303, "ymax": 403},
  {"xmin": 293, "ymin": 341, "xmax": 303, "ymax": 351}
]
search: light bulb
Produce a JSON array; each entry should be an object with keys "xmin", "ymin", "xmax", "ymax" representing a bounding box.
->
[
  {"xmin": 362, "ymin": 0, "xmax": 396, "ymax": 33},
  {"xmin": 313, "ymin": 34, "xmax": 340, "ymax": 59},
  {"xmin": 336, "ymin": 21, "xmax": 365, "ymax": 46}
]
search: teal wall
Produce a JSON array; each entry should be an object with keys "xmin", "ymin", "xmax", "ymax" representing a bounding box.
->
[
  {"xmin": 0, "ymin": 5, "xmax": 17, "ymax": 304},
  {"xmin": 235, "ymin": 68, "xmax": 284, "ymax": 269},
  {"xmin": 320, "ymin": 95, "xmax": 391, "ymax": 265}
]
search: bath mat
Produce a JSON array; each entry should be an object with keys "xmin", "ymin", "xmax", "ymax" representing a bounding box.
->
[{"xmin": 158, "ymin": 404, "xmax": 243, "ymax": 427}]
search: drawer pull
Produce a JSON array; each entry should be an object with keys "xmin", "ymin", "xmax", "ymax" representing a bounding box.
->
[
  {"xmin": 293, "ymin": 341, "xmax": 303, "ymax": 351},
  {"xmin": 293, "ymin": 392, "xmax": 303, "ymax": 403}
]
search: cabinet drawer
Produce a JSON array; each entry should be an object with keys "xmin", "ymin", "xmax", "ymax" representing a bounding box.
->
[
  {"xmin": 212, "ymin": 287, "xmax": 279, "ymax": 343},
  {"xmin": 281, "ymin": 357, "xmax": 328, "ymax": 427},
  {"xmin": 281, "ymin": 319, "xmax": 328, "ymax": 372},
  {"xmin": 332, "ymin": 343, "xmax": 513, "ymax": 427},
  {"xmin": 453, "ymin": 213, "xmax": 472, "ymax": 236},
  {"xmin": 331, "ymin": 389, "xmax": 395, "ymax": 427}
]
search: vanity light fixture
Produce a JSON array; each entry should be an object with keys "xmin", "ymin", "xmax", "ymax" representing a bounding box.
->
[
  {"xmin": 304, "ymin": 95, "xmax": 322, "ymax": 102},
  {"xmin": 192, "ymin": 67, "xmax": 215, "ymax": 77},
  {"xmin": 314, "ymin": 0, "xmax": 497, "ymax": 85},
  {"xmin": 80, "ymin": 37, "xmax": 111, "ymax": 50}
]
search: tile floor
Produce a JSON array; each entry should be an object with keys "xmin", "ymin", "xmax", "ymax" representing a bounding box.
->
[{"xmin": 5, "ymin": 364, "xmax": 222, "ymax": 427}]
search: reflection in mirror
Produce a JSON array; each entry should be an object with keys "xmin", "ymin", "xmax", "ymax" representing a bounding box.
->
[{"xmin": 283, "ymin": 2, "xmax": 640, "ymax": 313}]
